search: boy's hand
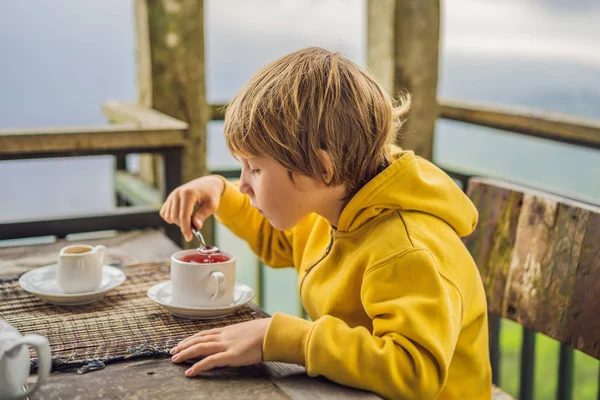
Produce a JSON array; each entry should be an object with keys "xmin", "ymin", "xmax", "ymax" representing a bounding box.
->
[
  {"xmin": 169, "ymin": 318, "xmax": 272, "ymax": 377},
  {"xmin": 160, "ymin": 175, "xmax": 226, "ymax": 241}
]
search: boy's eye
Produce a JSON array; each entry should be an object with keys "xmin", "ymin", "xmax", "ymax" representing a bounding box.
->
[{"xmin": 249, "ymin": 169, "xmax": 261, "ymax": 175}]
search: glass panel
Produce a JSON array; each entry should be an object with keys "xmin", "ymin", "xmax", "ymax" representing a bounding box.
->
[
  {"xmin": 0, "ymin": 156, "xmax": 115, "ymax": 222},
  {"xmin": 262, "ymin": 266, "xmax": 302, "ymax": 318}
]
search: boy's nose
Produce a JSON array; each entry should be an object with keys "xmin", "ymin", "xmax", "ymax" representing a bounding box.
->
[{"xmin": 238, "ymin": 178, "xmax": 252, "ymax": 196}]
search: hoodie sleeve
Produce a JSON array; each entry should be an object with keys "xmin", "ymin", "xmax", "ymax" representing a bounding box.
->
[
  {"xmin": 262, "ymin": 249, "xmax": 464, "ymax": 400},
  {"xmin": 214, "ymin": 177, "xmax": 294, "ymax": 268}
]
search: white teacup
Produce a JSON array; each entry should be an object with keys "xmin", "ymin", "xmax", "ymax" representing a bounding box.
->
[
  {"xmin": 57, "ymin": 244, "xmax": 107, "ymax": 294},
  {"xmin": 170, "ymin": 250, "xmax": 236, "ymax": 308}
]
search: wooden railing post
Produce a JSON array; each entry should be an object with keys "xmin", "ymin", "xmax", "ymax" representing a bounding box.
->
[
  {"xmin": 136, "ymin": 0, "xmax": 213, "ymax": 246},
  {"xmin": 367, "ymin": 0, "xmax": 440, "ymax": 160},
  {"xmin": 135, "ymin": 0, "xmax": 162, "ymax": 189}
]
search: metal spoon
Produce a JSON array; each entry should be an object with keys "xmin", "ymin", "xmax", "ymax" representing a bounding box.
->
[{"xmin": 191, "ymin": 225, "xmax": 220, "ymax": 255}]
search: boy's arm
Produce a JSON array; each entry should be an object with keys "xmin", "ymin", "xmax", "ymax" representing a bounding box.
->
[
  {"xmin": 214, "ymin": 177, "xmax": 294, "ymax": 268},
  {"xmin": 262, "ymin": 249, "xmax": 464, "ymax": 399}
]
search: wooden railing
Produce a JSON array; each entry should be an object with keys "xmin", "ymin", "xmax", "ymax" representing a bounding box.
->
[
  {"xmin": 439, "ymin": 99, "xmax": 600, "ymax": 150},
  {"xmin": 211, "ymin": 99, "xmax": 600, "ymax": 151},
  {"xmin": 0, "ymin": 102, "xmax": 187, "ymax": 245}
]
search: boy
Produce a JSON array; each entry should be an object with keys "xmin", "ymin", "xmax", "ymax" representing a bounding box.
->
[{"xmin": 161, "ymin": 47, "xmax": 491, "ymax": 399}]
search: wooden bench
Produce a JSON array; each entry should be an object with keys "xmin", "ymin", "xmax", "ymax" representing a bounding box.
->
[{"xmin": 464, "ymin": 178, "xmax": 600, "ymax": 400}]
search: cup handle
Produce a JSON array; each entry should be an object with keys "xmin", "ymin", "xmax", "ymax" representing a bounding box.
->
[
  {"xmin": 210, "ymin": 271, "xmax": 225, "ymax": 301},
  {"xmin": 11, "ymin": 335, "xmax": 52, "ymax": 398},
  {"xmin": 94, "ymin": 245, "xmax": 107, "ymax": 264}
]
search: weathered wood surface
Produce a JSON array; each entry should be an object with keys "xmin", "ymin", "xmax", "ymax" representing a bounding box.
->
[
  {"xmin": 439, "ymin": 98, "xmax": 600, "ymax": 150},
  {"xmin": 102, "ymin": 101, "xmax": 186, "ymax": 195},
  {"xmin": 210, "ymin": 103, "xmax": 227, "ymax": 121},
  {"xmin": 102, "ymin": 100, "xmax": 188, "ymax": 129},
  {"xmin": 25, "ymin": 359, "xmax": 380, "ymax": 400},
  {"xmin": 139, "ymin": 0, "xmax": 213, "ymax": 248},
  {"xmin": 366, "ymin": 0, "xmax": 440, "ymax": 160},
  {"xmin": 102, "ymin": 100, "xmax": 186, "ymax": 190},
  {"xmin": 0, "ymin": 229, "xmax": 179, "ymax": 277},
  {"xmin": 135, "ymin": 0, "xmax": 164, "ymax": 189},
  {"xmin": 142, "ymin": 0, "xmax": 209, "ymax": 185},
  {"xmin": 464, "ymin": 178, "xmax": 600, "ymax": 359},
  {"xmin": 260, "ymin": 363, "xmax": 381, "ymax": 399},
  {"xmin": 0, "ymin": 124, "xmax": 186, "ymax": 157},
  {"xmin": 366, "ymin": 0, "xmax": 395, "ymax": 96}
]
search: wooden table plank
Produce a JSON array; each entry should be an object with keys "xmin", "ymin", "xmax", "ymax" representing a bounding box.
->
[
  {"xmin": 28, "ymin": 358, "xmax": 289, "ymax": 400},
  {"xmin": 27, "ymin": 359, "xmax": 380, "ymax": 400},
  {"xmin": 0, "ymin": 229, "xmax": 180, "ymax": 277},
  {"xmin": 262, "ymin": 363, "xmax": 381, "ymax": 399}
]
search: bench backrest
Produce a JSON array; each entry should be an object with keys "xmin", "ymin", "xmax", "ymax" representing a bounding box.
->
[{"xmin": 463, "ymin": 177, "xmax": 600, "ymax": 360}]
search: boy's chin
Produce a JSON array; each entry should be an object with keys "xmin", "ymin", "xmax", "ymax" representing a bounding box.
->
[{"xmin": 267, "ymin": 217, "xmax": 296, "ymax": 231}]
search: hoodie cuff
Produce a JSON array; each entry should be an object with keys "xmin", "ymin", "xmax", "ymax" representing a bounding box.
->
[
  {"xmin": 214, "ymin": 176, "xmax": 246, "ymax": 221},
  {"xmin": 263, "ymin": 312, "xmax": 313, "ymax": 366}
]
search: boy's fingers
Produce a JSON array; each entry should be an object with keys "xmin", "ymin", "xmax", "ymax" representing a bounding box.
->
[
  {"xmin": 162, "ymin": 197, "xmax": 173, "ymax": 224},
  {"xmin": 192, "ymin": 210, "xmax": 209, "ymax": 231},
  {"xmin": 171, "ymin": 334, "xmax": 221, "ymax": 354},
  {"xmin": 178, "ymin": 328, "xmax": 222, "ymax": 347},
  {"xmin": 159, "ymin": 200, "xmax": 166, "ymax": 219},
  {"xmin": 169, "ymin": 195, "xmax": 180, "ymax": 225},
  {"xmin": 159, "ymin": 193, "xmax": 171, "ymax": 222},
  {"xmin": 171, "ymin": 342, "xmax": 225, "ymax": 364},
  {"xmin": 186, "ymin": 351, "xmax": 231, "ymax": 376},
  {"xmin": 179, "ymin": 193, "xmax": 196, "ymax": 241}
]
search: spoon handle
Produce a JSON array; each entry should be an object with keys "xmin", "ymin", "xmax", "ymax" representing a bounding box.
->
[{"xmin": 191, "ymin": 226, "xmax": 207, "ymax": 247}]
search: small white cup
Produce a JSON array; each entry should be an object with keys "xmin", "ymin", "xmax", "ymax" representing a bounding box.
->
[
  {"xmin": 170, "ymin": 250, "xmax": 236, "ymax": 308},
  {"xmin": 57, "ymin": 244, "xmax": 107, "ymax": 294}
]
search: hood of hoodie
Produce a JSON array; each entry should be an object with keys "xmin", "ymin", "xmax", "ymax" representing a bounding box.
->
[{"xmin": 336, "ymin": 147, "xmax": 478, "ymax": 236}]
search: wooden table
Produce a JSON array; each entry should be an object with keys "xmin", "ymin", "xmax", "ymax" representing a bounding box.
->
[{"xmin": 1, "ymin": 230, "xmax": 381, "ymax": 399}]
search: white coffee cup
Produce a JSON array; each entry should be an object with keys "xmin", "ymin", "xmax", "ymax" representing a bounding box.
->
[
  {"xmin": 57, "ymin": 244, "xmax": 107, "ymax": 294},
  {"xmin": 170, "ymin": 250, "xmax": 236, "ymax": 308}
]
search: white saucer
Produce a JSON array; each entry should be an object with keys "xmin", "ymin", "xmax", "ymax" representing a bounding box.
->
[
  {"xmin": 18, "ymin": 264, "xmax": 126, "ymax": 306},
  {"xmin": 147, "ymin": 281, "xmax": 255, "ymax": 319}
]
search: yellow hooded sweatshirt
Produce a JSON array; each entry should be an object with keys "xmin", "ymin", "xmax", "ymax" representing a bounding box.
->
[{"xmin": 215, "ymin": 149, "xmax": 492, "ymax": 399}]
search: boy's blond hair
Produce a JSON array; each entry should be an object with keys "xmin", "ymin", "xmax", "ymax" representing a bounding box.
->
[{"xmin": 224, "ymin": 47, "xmax": 410, "ymax": 200}]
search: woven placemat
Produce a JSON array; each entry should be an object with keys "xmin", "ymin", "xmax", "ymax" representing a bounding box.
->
[{"xmin": 0, "ymin": 262, "xmax": 265, "ymax": 373}]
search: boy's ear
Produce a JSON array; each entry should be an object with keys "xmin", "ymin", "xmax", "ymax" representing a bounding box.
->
[{"xmin": 317, "ymin": 149, "xmax": 335, "ymax": 185}]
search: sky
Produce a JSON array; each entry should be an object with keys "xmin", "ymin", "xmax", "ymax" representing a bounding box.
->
[{"xmin": 443, "ymin": 0, "xmax": 600, "ymax": 68}]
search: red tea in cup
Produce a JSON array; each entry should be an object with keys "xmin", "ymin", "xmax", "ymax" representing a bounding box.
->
[{"xmin": 178, "ymin": 253, "xmax": 231, "ymax": 264}]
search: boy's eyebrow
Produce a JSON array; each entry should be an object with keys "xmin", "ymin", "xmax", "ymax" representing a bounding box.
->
[{"xmin": 245, "ymin": 156, "xmax": 264, "ymax": 163}]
